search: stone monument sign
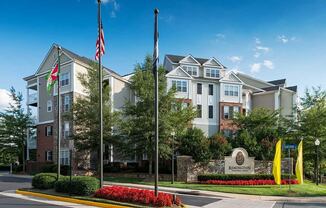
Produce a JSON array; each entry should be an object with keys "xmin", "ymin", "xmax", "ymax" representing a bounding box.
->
[{"xmin": 224, "ymin": 148, "xmax": 255, "ymax": 174}]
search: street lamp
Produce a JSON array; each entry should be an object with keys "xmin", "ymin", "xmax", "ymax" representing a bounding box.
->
[
  {"xmin": 171, "ymin": 131, "xmax": 176, "ymax": 184},
  {"xmin": 315, "ymin": 138, "xmax": 320, "ymax": 185}
]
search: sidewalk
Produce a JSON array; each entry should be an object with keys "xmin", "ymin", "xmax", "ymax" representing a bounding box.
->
[{"xmin": 104, "ymin": 181, "xmax": 326, "ymax": 203}]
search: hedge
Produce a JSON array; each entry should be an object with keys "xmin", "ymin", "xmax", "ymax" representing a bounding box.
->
[
  {"xmin": 32, "ymin": 173, "xmax": 59, "ymax": 189},
  {"xmin": 203, "ymin": 179, "xmax": 299, "ymax": 185},
  {"xmin": 95, "ymin": 186, "xmax": 181, "ymax": 207},
  {"xmin": 41, "ymin": 164, "xmax": 70, "ymax": 176},
  {"xmin": 198, "ymin": 174, "xmax": 296, "ymax": 181},
  {"xmin": 54, "ymin": 176, "xmax": 99, "ymax": 196}
]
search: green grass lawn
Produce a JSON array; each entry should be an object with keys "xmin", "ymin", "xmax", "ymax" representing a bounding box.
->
[{"xmin": 104, "ymin": 177, "xmax": 326, "ymax": 197}]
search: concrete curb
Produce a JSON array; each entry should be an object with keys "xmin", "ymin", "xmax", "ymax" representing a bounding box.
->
[
  {"xmin": 104, "ymin": 182, "xmax": 326, "ymax": 203},
  {"xmin": 15, "ymin": 190, "xmax": 128, "ymax": 208}
]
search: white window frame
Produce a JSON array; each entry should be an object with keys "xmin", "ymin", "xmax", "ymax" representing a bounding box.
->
[
  {"xmin": 47, "ymin": 100, "xmax": 52, "ymax": 112},
  {"xmin": 224, "ymin": 106, "xmax": 229, "ymax": 119},
  {"xmin": 46, "ymin": 151, "xmax": 53, "ymax": 161},
  {"xmin": 205, "ymin": 68, "xmax": 220, "ymax": 79},
  {"xmin": 208, "ymin": 84, "xmax": 214, "ymax": 96},
  {"xmin": 64, "ymin": 121, "xmax": 70, "ymax": 139},
  {"xmin": 64, "ymin": 95, "xmax": 70, "ymax": 112},
  {"xmin": 181, "ymin": 65, "xmax": 199, "ymax": 77},
  {"xmin": 197, "ymin": 83, "xmax": 202, "ymax": 95},
  {"xmin": 171, "ymin": 80, "xmax": 187, "ymax": 93},
  {"xmin": 46, "ymin": 126, "xmax": 53, "ymax": 136},
  {"xmin": 224, "ymin": 84, "xmax": 239, "ymax": 97},
  {"xmin": 60, "ymin": 150, "xmax": 70, "ymax": 165},
  {"xmin": 60, "ymin": 72, "xmax": 70, "ymax": 87}
]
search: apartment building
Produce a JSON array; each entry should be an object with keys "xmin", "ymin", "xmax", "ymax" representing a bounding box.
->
[
  {"xmin": 163, "ymin": 54, "xmax": 297, "ymax": 137},
  {"xmin": 23, "ymin": 44, "xmax": 133, "ymax": 169}
]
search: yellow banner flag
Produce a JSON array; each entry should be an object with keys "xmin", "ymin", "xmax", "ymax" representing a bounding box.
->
[
  {"xmin": 273, "ymin": 139, "xmax": 282, "ymax": 185},
  {"xmin": 295, "ymin": 140, "xmax": 304, "ymax": 184}
]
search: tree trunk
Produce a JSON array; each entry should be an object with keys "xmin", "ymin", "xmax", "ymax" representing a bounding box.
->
[{"xmin": 149, "ymin": 154, "xmax": 153, "ymax": 175}]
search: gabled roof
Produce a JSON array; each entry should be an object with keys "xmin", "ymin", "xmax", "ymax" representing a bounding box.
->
[
  {"xmin": 268, "ymin": 79, "xmax": 286, "ymax": 86},
  {"xmin": 59, "ymin": 45, "xmax": 120, "ymax": 77},
  {"xmin": 165, "ymin": 54, "xmax": 226, "ymax": 67},
  {"xmin": 166, "ymin": 66, "xmax": 193, "ymax": 79},
  {"xmin": 261, "ymin": 86, "xmax": 280, "ymax": 91},
  {"xmin": 286, "ymin": 86, "xmax": 297, "ymax": 92},
  {"xmin": 220, "ymin": 71, "xmax": 244, "ymax": 84}
]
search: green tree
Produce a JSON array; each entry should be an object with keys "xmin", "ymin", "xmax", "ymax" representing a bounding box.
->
[
  {"xmin": 71, "ymin": 63, "xmax": 117, "ymax": 170},
  {"xmin": 299, "ymin": 87, "xmax": 326, "ymax": 178},
  {"xmin": 178, "ymin": 128, "xmax": 211, "ymax": 162},
  {"xmin": 0, "ymin": 87, "xmax": 31, "ymax": 172},
  {"xmin": 118, "ymin": 55, "xmax": 196, "ymax": 174},
  {"xmin": 209, "ymin": 133, "xmax": 232, "ymax": 160},
  {"xmin": 232, "ymin": 108, "xmax": 288, "ymax": 160}
]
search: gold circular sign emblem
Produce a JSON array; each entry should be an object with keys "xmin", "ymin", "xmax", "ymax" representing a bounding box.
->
[{"xmin": 236, "ymin": 152, "xmax": 245, "ymax": 165}]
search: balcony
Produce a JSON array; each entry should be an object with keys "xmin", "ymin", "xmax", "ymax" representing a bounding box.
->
[{"xmin": 28, "ymin": 93, "xmax": 38, "ymax": 106}]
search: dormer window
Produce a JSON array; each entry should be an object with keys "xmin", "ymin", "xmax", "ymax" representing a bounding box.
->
[
  {"xmin": 205, "ymin": 68, "xmax": 220, "ymax": 78},
  {"xmin": 182, "ymin": 65, "xmax": 198, "ymax": 77}
]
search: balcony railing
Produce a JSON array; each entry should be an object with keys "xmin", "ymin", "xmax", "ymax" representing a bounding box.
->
[{"xmin": 28, "ymin": 93, "xmax": 37, "ymax": 105}]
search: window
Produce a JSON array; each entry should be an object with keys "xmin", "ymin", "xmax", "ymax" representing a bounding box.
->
[
  {"xmin": 224, "ymin": 85, "xmax": 239, "ymax": 97},
  {"xmin": 223, "ymin": 129, "xmax": 233, "ymax": 138},
  {"xmin": 64, "ymin": 95, "xmax": 70, "ymax": 112},
  {"xmin": 224, "ymin": 106, "xmax": 229, "ymax": 119},
  {"xmin": 182, "ymin": 65, "xmax": 198, "ymax": 76},
  {"xmin": 47, "ymin": 100, "xmax": 52, "ymax": 112},
  {"xmin": 60, "ymin": 72, "xmax": 70, "ymax": 86},
  {"xmin": 209, "ymin": 84, "xmax": 214, "ymax": 95},
  {"xmin": 45, "ymin": 151, "xmax": 53, "ymax": 161},
  {"xmin": 60, "ymin": 150, "xmax": 70, "ymax": 165},
  {"xmin": 45, "ymin": 126, "xmax": 53, "ymax": 136},
  {"xmin": 172, "ymin": 80, "xmax": 187, "ymax": 92},
  {"xmin": 64, "ymin": 121, "xmax": 70, "ymax": 139},
  {"xmin": 197, "ymin": 105, "xmax": 202, "ymax": 118},
  {"xmin": 205, "ymin": 68, "xmax": 220, "ymax": 78},
  {"xmin": 208, "ymin": 105, "xmax": 213, "ymax": 119},
  {"xmin": 223, "ymin": 106, "xmax": 240, "ymax": 120},
  {"xmin": 197, "ymin": 83, "xmax": 202, "ymax": 94}
]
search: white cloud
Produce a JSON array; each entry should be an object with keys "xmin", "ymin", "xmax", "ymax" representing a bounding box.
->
[
  {"xmin": 215, "ymin": 33, "xmax": 226, "ymax": 42},
  {"xmin": 228, "ymin": 56, "xmax": 242, "ymax": 63},
  {"xmin": 256, "ymin": 46, "xmax": 270, "ymax": 52},
  {"xmin": 263, "ymin": 60, "xmax": 274, "ymax": 69},
  {"xmin": 255, "ymin": 38, "xmax": 261, "ymax": 44},
  {"xmin": 278, "ymin": 35, "xmax": 288, "ymax": 43},
  {"xmin": 254, "ymin": 52, "xmax": 260, "ymax": 58},
  {"xmin": 0, "ymin": 89, "xmax": 12, "ymax": 111},
  {"xmin": 250, "ymin": 63, "xmax": 261, "ymax": 73},
  {"xmin": 100, "ymin": 0, "xmax": 120, "ymax": 18},
  {"xmin": 277, "ymin": 35, "xmax": 297, "ymax": 44}
]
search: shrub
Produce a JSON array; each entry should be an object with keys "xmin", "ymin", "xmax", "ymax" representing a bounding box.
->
[
  {"xmin": 203, "ymin": 179, "xmax": 299, "ymax": 185},
  {"xmin": 41, "ymin": 164, "xmax": 70, "ymax": 176},
  {"xmin": 94, "ymin": 186, "xmax": 181, "ymax": 207},
  {"xmin": 54, "ymin": 176, "xmax": 99, "ymax": 196},
  {"xmin": 32, "ymin": 173, "xmax": 58, "ymax": 189},
  {"xmin": 178, "ymin": 128, "xmax": 211, "ymax": 162},
  {"xmin": 198, "ymin": 174, "xmax": 296, "ymax": 181}
]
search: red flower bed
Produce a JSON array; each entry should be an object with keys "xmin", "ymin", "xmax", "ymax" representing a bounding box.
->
[
  {"xmin": 94, "ymin": 186, "xmax": 181, "ymax": 207},
  {"xmin": 203, "ymin": 179, "xmax": 299, "ymax": 186}
]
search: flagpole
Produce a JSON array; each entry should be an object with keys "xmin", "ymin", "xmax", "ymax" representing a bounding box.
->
[
  {"xmin": 97, "ymin": 0, "xmax": 104, "ymax": 188},
  {"xmin": 153, "ymin": 8, "xmax": 159, "ymax": 197},
  {"xmin": 56, "ymin": 45, "xmax": 62, "ymax": 180}
]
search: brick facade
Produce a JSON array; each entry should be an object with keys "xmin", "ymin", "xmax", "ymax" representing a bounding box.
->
[
  {"xmin": 36, "ymin": 123, "xmax": 54, "ymax": 162},
  {"xmin": 219, "ymin": 102, "xmax": 242, "ymax": 132}
]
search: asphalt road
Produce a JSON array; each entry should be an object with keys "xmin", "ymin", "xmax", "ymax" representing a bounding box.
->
[
  {"xmin": 0, "ymin": 172, "xmax": 325, "ymax": 208},
  {"xmin": 0, "ymin": 172, "xmax": 68, "ymax": 208}
]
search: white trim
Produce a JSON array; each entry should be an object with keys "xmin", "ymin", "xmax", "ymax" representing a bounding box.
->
[
  {"xmin": 166, "ymin": 66, "xmax": 193, "ymax": 79},
  {"xmin": 202, "ymin": 57, "xmax": 224, "ymax": 68},
  {"xmin": 37, "ymin": 77, "xmax": 40, "ymax": 124},
  {"xmin": 220, "ymin": 71, "xmax": 244, "ymax": 84},
  {"xmin": 179, "ymin": 54, "xmax": 201, "ymax": 65},
  {"xmin": 180, "ymin": 64, "xmax": 199, "ymax": 77},
  {"xmin": 37, "ymin": 120, "xmax": 54, "ymax": 125}
]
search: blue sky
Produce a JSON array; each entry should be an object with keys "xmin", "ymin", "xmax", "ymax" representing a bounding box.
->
[{"xmin": 0, "ymin": 0, "xmax": 326, "ymax": 109}]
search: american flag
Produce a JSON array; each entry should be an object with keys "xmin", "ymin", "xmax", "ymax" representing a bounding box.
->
[{"xmin": 95, "ymin": 22, "xmax": 105, "ymax": 61}]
